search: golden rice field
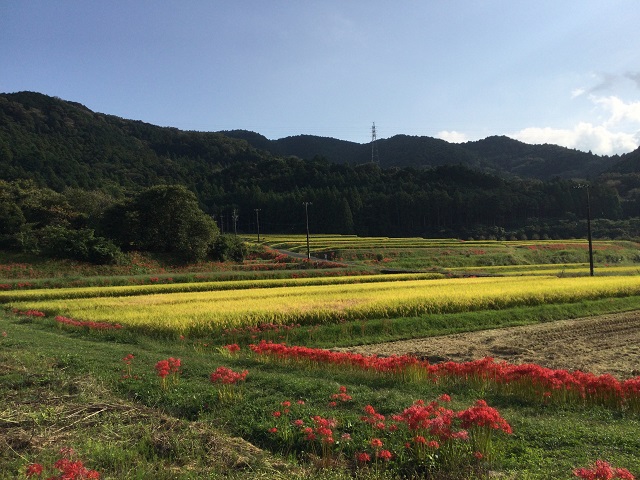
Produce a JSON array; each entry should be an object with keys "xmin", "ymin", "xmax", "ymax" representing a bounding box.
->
[
  {"xmin": 256, "ymin": 233, "xmax": 620, "ymax": 252},
  {"xmin": 8, "ymin": 274, "xmax": 640, "ymax": 336},
  {"xmin": 449, "ymin": 264, "xmax": 640, "ymax": 276}
]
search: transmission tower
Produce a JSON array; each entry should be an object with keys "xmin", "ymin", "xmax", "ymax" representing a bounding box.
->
[{"xmin": 371, "ymin": 122, "xmax": 379, "ymax": 165}]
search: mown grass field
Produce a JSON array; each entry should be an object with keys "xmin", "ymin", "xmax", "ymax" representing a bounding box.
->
[{"xmin": 1, "ymin": 237, "xmax": 639, "ymax": 479}]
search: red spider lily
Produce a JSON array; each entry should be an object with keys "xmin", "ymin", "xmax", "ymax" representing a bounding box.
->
[
  {"xmin": 54, "ymin": 315, "xmax": 122, "ymax": 331},
  {"xmin": 330, "ymin": 385, "xmax": 353, "ymax": 403},
  {"xmin": 15, "ymin": 309, "xmax": 46, "ymax": 317},
  {"xmin": 121, "ymin": 354, "xmax": 134, "ymax": 378},
  {"xmin": 210, "ymin": 366, "xmax": 248, "ymax": 403},
  {"xmin": 457, "ymin": 399, "xmax": 513, "ymax": 435},
  {"xmin": 370, "ymin": 438, "xmax": 383, "ymax": 449},
  {"xmin": 26, "ymin": 448, "xmax": 101, "ymax": 479},
  {"xmin": 356, "ymin": 452, "xmax": 371, "ymax": 464},
  {"xmin": 209, "ymin": 366, "xmax": 248, "ymax": 385},
  {"xmin": 573, "ymin": 460, "xmax": 635, "ymax": 480},
  {"xmin": 223, "ymin": 343, "xmax": 241, "ymax": 354},
  {"xmin": 361, "ymin": 404, "xmax": 385, "ymax": 430},
  {"xmin": 155, "ymin": 360, "xmax": 170, "ymax": 379},
  {"xmin": 377, "ymin": 449, "xmax": 393, "ymax": 461},
  {"xmin": 248, "ymin": 341, "xmax": 640, "ymax": 413},
  {"xmin": 153, "ymin": 357, "xmax": 182, "ymax": 389},
  {"xmin": 168, "ymin": 357, "xmax": 181, "ymax": 374},
  {"xmin": 25, "ymin": 463, "xmax": 43, "ymax": 477}
]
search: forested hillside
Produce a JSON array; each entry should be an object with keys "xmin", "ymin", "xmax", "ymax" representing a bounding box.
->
[
  {"xmin": 221, "ymin": 131, "xmax": 631, "ymax": 180},
  {"xmin": 1, "ymin": 91, "xmax": 640, "ymax": 265}
]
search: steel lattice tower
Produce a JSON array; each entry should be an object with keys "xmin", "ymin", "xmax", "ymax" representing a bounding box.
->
[{"xmin": 371, "ymin": 122, "xmax": 379, "ymax": 165}]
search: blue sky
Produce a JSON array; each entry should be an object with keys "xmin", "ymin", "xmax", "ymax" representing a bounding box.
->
[{"xmin": 2, "ymin": 1, "xmax": 640, "ymax": 155}]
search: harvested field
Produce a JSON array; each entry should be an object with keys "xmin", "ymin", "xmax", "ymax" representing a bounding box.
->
[{"xmin": 342, "ymin": 311, "xmax": 640, "ymax": 379}]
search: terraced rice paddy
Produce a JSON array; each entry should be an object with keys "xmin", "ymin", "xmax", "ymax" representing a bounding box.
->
[{"xmin": 7, "ymin": 274, "xmax": 640, "ymax": 336}]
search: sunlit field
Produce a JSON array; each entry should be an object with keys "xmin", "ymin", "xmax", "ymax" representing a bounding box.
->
[
  {"xmin": 251, "ymin": 234, "xmax": 640, "ymax": 275},
  {"xmin": 7, "ymin": 274, "xmax": 640, "ymax": 336},
  {"xmin": 2, "ymin": 236, "xmax": 640, "ymax": 479}
]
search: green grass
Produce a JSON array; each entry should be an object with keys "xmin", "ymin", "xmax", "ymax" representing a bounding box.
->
[
  {"xmin": 2, "ymin": 240, "xmax": 640, "ymax": 479},
  {"xmin": 2, "ymin": 305, "xmax": 639, "ymax": 479}
]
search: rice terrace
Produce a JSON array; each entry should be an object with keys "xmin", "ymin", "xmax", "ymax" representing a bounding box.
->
[{"xmin": 2, "ymin": 235, "xmax": 640, "ymax": 479}]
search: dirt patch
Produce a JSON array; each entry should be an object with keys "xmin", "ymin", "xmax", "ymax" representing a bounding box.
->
[{"xmin": 340, "ymin": 311, "xmax": 640, "ymax": 379}]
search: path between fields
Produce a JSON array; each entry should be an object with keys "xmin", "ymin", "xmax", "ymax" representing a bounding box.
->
[{"xmin": 338, "ymin": 311, "xmax": 640, "ymax": 379}]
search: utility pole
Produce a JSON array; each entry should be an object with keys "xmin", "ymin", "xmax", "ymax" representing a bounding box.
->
[
  {"xmin": 232, "ymin": 209, "xmax": 239, "ymax": 237},
  {"xmin": 254, "ymin": 208, "xmax": 261, "ymax": 242},
  {"xmin": 575, "ymin": 184, "xmax": 594, "ymax": 276},
  {"xmin": 220, "ymin": 214, "xmax": 224, "ymax": 234},
  {"xmin": 303, "ymin": 202, "xmax": 312, "ymax": 259}
]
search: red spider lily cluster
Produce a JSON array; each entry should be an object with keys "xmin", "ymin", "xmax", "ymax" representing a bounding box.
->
[
  {"xmin": 154, "ymin": 357, "xmax": 181, "ymax": 389},
  {"xmin": 1, "ymin": 281, "xmax": 34, "ymax": 290},
  {"xmin": 268, "ymin": 392, "xmax": 513, "ymax": 473},
  {"xmin": 457, "ymin": 399, "xmax": 513, "ymax": 434},
  {"xmin": 222, "ymin": 323, "xmax": 302, "ymax": 342},
  {"xmin": 210, "ymin": 366, "xmax": 249, "ymax": 403},
  {"xmin": 54, "ymin": 316, "xmax": 123, "ymax": 331},
  {"xmin": 11, "ymin": 310, "xmax": 122, "ymax": 330},
  {"xmin": 222, "ymin": 343, "xmax": 241, "ymax": 354},
  {"xmin": 13, "ymin": 309, "xmax": 46, "ymax": 317},
  {"xmin": 25, "ymin": 447, "xmax": 100, "ymax": 479},
  {"xmin": 329, "ymin": 385, "xmax": 352, "ymax": 406},
  {"xmin": 209, "ymin": 366, "xmax": 248, "ymax": 385},
  {"xmin": 573, "ymin": 460, "xmax": 635, "ymax": 480},
  {"xmin": 249, "ymin": 341, "xmax": 640, "ymax": 412}
]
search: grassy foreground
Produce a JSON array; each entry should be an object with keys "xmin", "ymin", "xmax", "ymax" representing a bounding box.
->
[
  {"xmin": 2, "ymin": 240, "xmax": 639, "ymax": 479},
  {"xmin": 2, "ymin": 302, "xmax": 639, "ymax": 479}
]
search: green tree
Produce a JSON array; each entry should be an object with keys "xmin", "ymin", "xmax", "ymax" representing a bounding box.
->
[{"xmin": 104, "ymin": 185, "xmax": 219, "ymax": 262}]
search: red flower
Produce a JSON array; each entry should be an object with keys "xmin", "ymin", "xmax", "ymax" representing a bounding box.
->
[
  {"xmin": 223, "ymin": 343, "xmax": 241, "ymax": 353},
  {"xmin": 209, "ymin": 366, "xmax": 248, "ymax": 384},
  {"xmin": 573, "ymin": 460, "xmax": 636, "ymax": 480},
  {"xmin": 377, "ymin": 449, "xmax": 393, "ymax": 461},
  {"xmin": 25, "ymin": 463, "xmax": 43, "ymax": 477},
  {"xmin": 356, "ymin": 452, "xmax": 371, "ymax": 463},
  {"xmin": 154, "ymin": 360, "xmax": 170, "ymax": 378},
  {"xmin": 370, "ymin": 438, "xmax": 383, "ymax": 449}
]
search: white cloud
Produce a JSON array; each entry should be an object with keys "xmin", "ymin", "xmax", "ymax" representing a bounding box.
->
[
  {"xmin": 510, "ymin": 123, "xmax": 638, "ymax": 155},
  {"xmin": 436, "ymin": 130, "xmax": 469, "ymax": 143},
  {"xmin": 593, "ymin": 95, "xmax": 640, "ymax": 127},
  {"xmin": 571, "ymin": 88, "xmax": 586, "ymax": 98},
  {"xmin": 509, "ymin": 95, "xmax": 640, "ymax": 155}
]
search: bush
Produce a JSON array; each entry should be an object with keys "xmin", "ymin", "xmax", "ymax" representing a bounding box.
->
[
  {"xmin": 211, "ymin": 234, "xmax": 247, "ymax": 263},
  {"xmin": 38, "ymin": 225, "xmax": 124, "ymax": 264}
]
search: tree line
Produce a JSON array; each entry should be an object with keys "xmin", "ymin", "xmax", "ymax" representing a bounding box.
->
[{"xmin": 1, "ymin": 91, "xmax": 640, "ymax": 264}]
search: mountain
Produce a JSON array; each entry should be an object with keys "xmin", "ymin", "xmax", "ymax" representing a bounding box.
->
[
  {"xmin": 461, "ymin": 136, "xmax": 620, "ymax": 179},
  {"xmin": 1, "ymin": 91, "xmax": 638, "ymax": 240},
  {"xmin": 221, "ymin": 131, "xmax": 623, "ymax": 180},
  {"xmin": 0, "ymin": 91, "xmax": 266, "ymax": 192},
  {"xmin": 607, "ymin": 146, "xmax": 640, "ymax": 174},
  {"xmin": 2, "ymin": 91, "xmax": 632, "ymax": 188}
]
